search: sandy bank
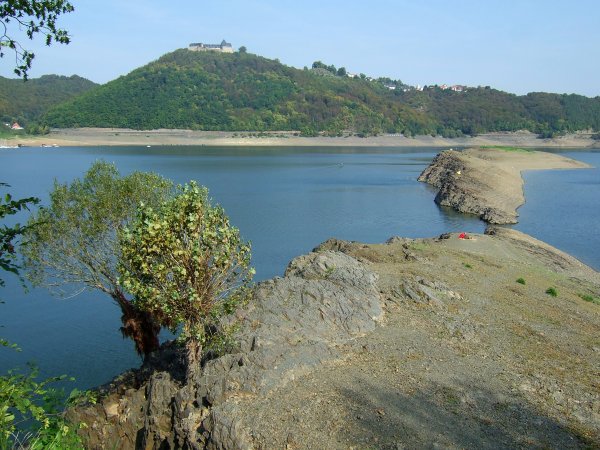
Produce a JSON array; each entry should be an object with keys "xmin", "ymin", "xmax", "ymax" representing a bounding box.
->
[
  {"xmin": 14, "ymin": 128, "xmax": 600, "ymax": 148},
  {"xmin": 418, "ymin": 147, "xmax": 592, "ymax": 224}
]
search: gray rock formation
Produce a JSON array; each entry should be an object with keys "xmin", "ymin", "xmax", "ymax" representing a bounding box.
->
[
  {"xmin": 418, "ymin": 149, "xmax": 520, "ymax": 224},
  {"xmin": 418, "ymin": 148, "xmax": 590, "ymax": 225},
  {"xmin": 67, "ymin": 249, "xmax": 383, "ymax": 449}
]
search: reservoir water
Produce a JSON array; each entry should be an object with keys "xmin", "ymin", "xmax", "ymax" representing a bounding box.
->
[{"xmin": 0, "ymin": 146, "xmax": 598, "ymax": 390}]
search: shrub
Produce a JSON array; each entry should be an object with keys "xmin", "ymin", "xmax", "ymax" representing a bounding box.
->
[
  {"xmin": 578, "ymin": 293, "xmax": 600, "ymax": 305},
  {"xmin": 545, "ymin": 287, "xmax": 558, "ymax": 297},
  {"xmin": 516, "ymin": 278, "xmax": 526, "ymax": 285},
  {"xmin": 119, "ymin": 182, "xmax": 254, "ymax": 378}
]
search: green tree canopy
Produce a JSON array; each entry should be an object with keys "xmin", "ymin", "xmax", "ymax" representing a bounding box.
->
[
  {"xmin": 119, "ymin": 182, "xmax": 254, "ymax": 376},
  {"xmin": 22, "ymin": 161, "xmax": 173, "ymax": 355},
  {"xmin": 0, "ymin": 0, "xmax": 74, "ymax": 79}
]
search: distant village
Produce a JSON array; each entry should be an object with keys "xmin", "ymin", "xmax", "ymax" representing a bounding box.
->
[{"xmin": 187, "ymin": 40, "xmax": 468, "ymax": 93}]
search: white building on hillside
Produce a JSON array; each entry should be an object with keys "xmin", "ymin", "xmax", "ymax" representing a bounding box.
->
[{"xmin": 188, "ymin": 40, "xmax": 234, "ymax": 53}]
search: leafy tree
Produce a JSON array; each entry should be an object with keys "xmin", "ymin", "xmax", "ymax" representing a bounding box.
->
[
  {"xmin": 0, "ymin": 183, "xmax": 38, "ymax": 291},
  {"xmin": 119, "ymin": 182, "xmax": 254, "ymax": 378},
  {"xmin": 22, "ymin": 161, "xmax": 173, "ymax": 356},
  {"xmin": 238, "ymin": 45, "xmax": 247, "ymax": 53},
  {"xmin": 1, "ymin": 184, "xmax": 82, "ymax": 449},
  {"xmin": 0, "ymin": 367, "xmax": 83, "ymax": 449},
  {"xmin": 0, "ymin": 0, "xmax": 74, "ymax": 79}
]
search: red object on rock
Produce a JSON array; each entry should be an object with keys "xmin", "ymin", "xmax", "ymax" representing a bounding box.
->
[{"xmin": 459, "ymin": 232, "xmax": 467, "ymax": 239}]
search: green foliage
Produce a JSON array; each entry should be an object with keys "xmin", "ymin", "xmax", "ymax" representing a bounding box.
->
[
  {"xmin": 119, "ymin": 181, "xmax": 254, "ymax": 351},
  {"xmin": 516, "ymin": 277, "xmax": 526, "ymax": 285},
  {"xmin": 0, "ymin": 183, "xmax": 39, "ymax": 289},
  {"xmin": 0, "ymin": 75, "xmax": 96, "ymax": 126},
  {"xmin": 545, "ymin": 287, "xmax": 558, "ymax": 297},
  {"xmin": 1, "ymin": 185, "xmax": 82, "ymax": 449},
  {"xmin": 463, "ymin": 263, "xmax": 473, "ymax": 269},
  {"xmin": 23, "ymin": 161, "xmax": 172, "ymax": 299},
  {"xmin": 0, "ymin": 1, "xmax": 75, "ymax": 79},
  {"xmin": 38, "ymin": 50, "xmax": 600, "ymax": 137},
  {"xmin": 41, "ymin": 50, "xmax": 432, "ymax": 137},
  {"xmin": 578, "ymin": 293, "xmax": 600, "ymax": 305},
  {"xmin": 0, "ymin": 366, "xmax": 83, "ymax": 449}
]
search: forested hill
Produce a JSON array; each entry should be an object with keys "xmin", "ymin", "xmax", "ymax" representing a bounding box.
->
[
  {"xmin": 0, "ymin": 75, "xmax": 97, "ymax": 125},
  {"xmin": 42, "ymin": 49, "xmax": 600, "ymax": 137}
]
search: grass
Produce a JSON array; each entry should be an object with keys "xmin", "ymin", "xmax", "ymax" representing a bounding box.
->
[
  {"xmin": 516, "ymin": 277, "xmax": 526, "ymax": 285},
  {"xmin": 545, "ymin": 287, "xmax": 558, "ymax": 297},
  {"xmin": 578, "ymin": 293, "xmax": 600, "ymax": 305},
  {"xmin": 463, "ymin": 263, "xmax": 473, "ymax": 269},
  {"xmin": 481, "ymin": 145, "xmax": 533, "ymax": 153}
]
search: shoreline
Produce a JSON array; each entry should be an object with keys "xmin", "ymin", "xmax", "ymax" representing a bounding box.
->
[
  {"xmin": 68, "ymin": 229, "xmax": 600, "ymax": 448},
  {"xmin": 12, "ymin": 128, "xmax": 600, "ymax": 148},
  {"xmin": 418, "ymin": 147, "xmax": 592, "ymax": 224}
]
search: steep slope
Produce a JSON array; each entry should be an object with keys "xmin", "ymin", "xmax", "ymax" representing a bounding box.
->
[
  {"xmin": 41, "ymin": 49, "xmax": 600, "ymax": 137},
  {"xmin": 0, "ymin": 74, "xmax": 97, "ymax": 124},
  {"xmin": 42, "ymin": 49, "xmax": 432, "ymax": 135}
]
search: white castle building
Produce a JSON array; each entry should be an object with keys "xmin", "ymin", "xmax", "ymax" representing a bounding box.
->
[{"xmin": 188, "ymin": 40, "xmax": 234, "ymax": 53}]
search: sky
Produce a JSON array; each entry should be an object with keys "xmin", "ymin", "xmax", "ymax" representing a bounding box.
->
[{"xmin": 1, "ymin": 0, "xmax": 599, "ymax": 97}]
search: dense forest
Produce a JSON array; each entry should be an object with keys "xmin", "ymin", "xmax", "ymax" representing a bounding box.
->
[
  {"xmin": 0, "ymin": 75, "xmax": 96, "ymax": 127},
  {"xmin": 36, "ymin": 50, "xmax": 600, "ymax": 137}
]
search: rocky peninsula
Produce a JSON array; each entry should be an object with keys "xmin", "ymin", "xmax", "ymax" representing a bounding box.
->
[
  {"xmin": 418, "ymin": 147, "xmax": 591, "ymax": 224},
  {"xmin": 67, "ymin": 228, "xmax": 600, "ymax": 449}
]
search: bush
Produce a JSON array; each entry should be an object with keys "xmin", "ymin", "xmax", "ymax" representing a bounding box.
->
[
  {"xmin": 516, "ymin": 278, "xmax": 526, "ymax": 285},
  {"xmin": 0, "ymin": 367, "xmax": 83, "ymax": 449},
  {"xmin": 119, "ymin": 182, "xmax": 254, "ymax": 377},
  {"xmin": 545, "ymin": 287, "xmax": 558, "ymax": 297}
]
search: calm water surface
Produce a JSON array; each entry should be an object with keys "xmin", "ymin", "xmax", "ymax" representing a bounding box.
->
[{"xmin": 0, "ymin": 146, "xmax": 597, "ymax": 390}]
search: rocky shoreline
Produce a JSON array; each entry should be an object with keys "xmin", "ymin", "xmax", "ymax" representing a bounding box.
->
[
  {"xmin": 67, "ymin": 228, "xmax": 600, "ymax": 449},
  {"xmin": 418, "ymin": 147, "xmax": 591, "ymax": 224}
]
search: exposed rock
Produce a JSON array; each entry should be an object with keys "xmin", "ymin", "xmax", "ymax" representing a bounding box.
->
[
  {"xmin": 418, "ymin": 148, "xmax": 590, "ymax": 224},
  {"xmin": 66, "ymin": 231, "xmax": 600, "ymax": 449},
  {"xmin": 68, "ymin": 249, "xmax": 382, "ymax": 449}
]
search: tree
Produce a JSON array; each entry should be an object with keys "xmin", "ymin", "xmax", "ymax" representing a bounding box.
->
[
  {"xmin": 0, "ymin": 0, "xmax": 74, "ymax": 79},
  {"xmin": 238, "ymin": 45, "xmax": 247, "ymax": 53},
  {"xmin": 119, "ymin": 182, "xmax": 254, "ymax": 378},
  {"xmin": 1, "ymin": 184, "xmax": 82, "ymax": 449},
  {"xmin": 22, "ymin": 161, "xmax": 173, "ymax": 356},
  {"xmin": 0, "ymin": 183, "xmax": 38, "ymax": 292}
]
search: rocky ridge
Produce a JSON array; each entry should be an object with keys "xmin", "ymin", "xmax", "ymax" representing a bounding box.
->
[
  {"xmin": 67, "ymin": 229, "xmax": 600, "ymax": 449},
  {"xmin": 418, "ymin": 148, "xmax": 590, "ymax": 224}
]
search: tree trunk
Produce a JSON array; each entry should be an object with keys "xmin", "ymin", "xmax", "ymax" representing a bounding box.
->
[
  {"xmin": 186, "ymin": 339, "xmax": 202, "ymax": 381},
  {"xmin": 113, "ymin": 291, "xmax": 161, "ymax": 356}
]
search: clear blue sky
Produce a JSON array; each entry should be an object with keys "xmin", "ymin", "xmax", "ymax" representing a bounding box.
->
[{"xmin": 2, "ymin": 0, "xmax": 599, "ymax": 96}]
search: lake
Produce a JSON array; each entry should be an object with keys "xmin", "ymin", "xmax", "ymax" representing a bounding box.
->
[{"xmin": 0, "ymin": 146, "xmax": 598, "ymax": 390}]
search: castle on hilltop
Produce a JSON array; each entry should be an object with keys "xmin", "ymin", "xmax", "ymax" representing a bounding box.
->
[{"xmin": 188, "ymin": 40, "xmax": 234, "ymax": 53}]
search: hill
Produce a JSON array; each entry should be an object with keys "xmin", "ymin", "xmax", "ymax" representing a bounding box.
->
[
  {"xmin": 0, "ymin": 75, "xmax": 97, "ymax": 126},
  {"xmin": 41, "ymin": 50, "xmax": 600, "ymax": 137}
]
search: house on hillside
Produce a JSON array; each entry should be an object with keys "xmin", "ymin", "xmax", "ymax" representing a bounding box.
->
[{"xmin": 188, "ymin": 40, "xmax": 234, "ymax": 53}]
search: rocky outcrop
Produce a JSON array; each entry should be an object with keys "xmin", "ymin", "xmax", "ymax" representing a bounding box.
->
[
  {"xmin": 66, "ymin": 231, "xmax": 600, "ymax": 448},
  {"xmin": 67, "ymin": 249, "xmax": 383, "ymax": 449},
  {"xmin": 418, "ymin": 149, "xmax": 523, "ymax": 224},
  {"xmin": 418, "ymin": 148, "xmax": 590, "ymax": 224}
]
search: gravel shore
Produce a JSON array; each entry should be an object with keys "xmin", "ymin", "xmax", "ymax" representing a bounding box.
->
[{"xmin": 14, "ymin": 128, "xmax": 600, "ymax": 148}]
